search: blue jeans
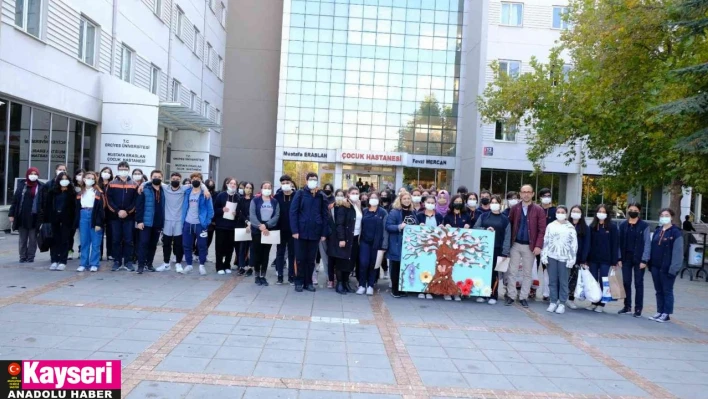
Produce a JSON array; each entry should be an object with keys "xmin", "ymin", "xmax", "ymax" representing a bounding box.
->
[
  {"xmin": 79, "ymin": 209, "xmax": 103, "ymax": 268},
  {"xmin": 590, "ymin": 262, "xmax": 611, "ymax": 306},
  {"xmin": 622, "ymin": 259, "xmax": 645, "ymax": 312},
  {"xmin": 183, "ymin": 223, "xmax": 207, "ymax": 266},
  {"xmin": 276, "ymin": 235, "xmax": 295, "ymax": 279},
  {"xmin": 111, "ymin": 218, "xmax": 135, "ymax": 267},
  {"xmin": 358, "ymin": 240, "xmax": 378, "ymax": 288},
  {"xmin": 138, "ymin": 226, "xmax": 161, "ymax": 267},
  {"xmin": 651, "ymin": 267, "xmax": 676, "ymax": 314}
]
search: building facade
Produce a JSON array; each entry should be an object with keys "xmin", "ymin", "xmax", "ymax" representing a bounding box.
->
[{"xmin": 0, "ymin": 0, "xmax": 227, "ymax": 207}]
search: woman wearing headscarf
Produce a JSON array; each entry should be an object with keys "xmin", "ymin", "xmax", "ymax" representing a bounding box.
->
[
  {"xmin": 435, "ymin": 190, "xmax": 450, "ymax": 217},
  {"xmin": 9, "ymin": 167, "xmax": 44, "ymax": 263}
]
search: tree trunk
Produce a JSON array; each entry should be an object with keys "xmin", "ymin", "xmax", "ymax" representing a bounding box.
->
[{"xmin": 668, "ymin": 180, "xmax": 683, "ymax": 226}]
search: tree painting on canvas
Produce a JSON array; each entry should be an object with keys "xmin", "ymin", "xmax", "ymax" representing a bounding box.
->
[{"xmin": 399, "ymin": 226, "xmax": 495, "ymax": 296}]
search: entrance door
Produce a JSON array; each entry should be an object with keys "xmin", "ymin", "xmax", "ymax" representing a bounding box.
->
[{"xmin": 342, "ymin": 165, "xmax": 396, "ymax": 193}]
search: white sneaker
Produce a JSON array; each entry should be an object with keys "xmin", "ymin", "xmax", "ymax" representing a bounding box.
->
[
  {"xmin": 444, "ymin": 295, "xmax": 452, "ymax": 301},
  {"xmin": 76, "ymin": 266, "xmax": 86, "ymax": 272},
  {"xmin": 425, "ymin": 294, "xmax": 433, "ymax": 300},
  {"xmin": 366, "ymin": 286, "xmax": 374, "ymax": 296},
  {"xmin": 454, "ymin": 295, "xmax": 461, "ymax": 302},
  {"xmin": 418, "ymin": 293, "xmax": 425, "ymax": 299},
  {"xmin": 555, "ymin": 304, "xmax": 566, "ymax": 314},
  {"xmin": 175, "ymin": 263, "xmax": 184, "ymax": 274},
  {"xmin": 89, "ymin": 266, "xmax": 98, "ymax": 272},
  {"xmin": 546, "ymin": 303, "xmax": 558, "ymax": 313},
  {"xmin": 199, "ymin": 265, "xmax": 206, "ymax": 275},
  {"xmin": 49, "ymin": 263, "xmax": 58, "ymax": 270},
  {"xmin": 488, "ymin": 298, "xmax": 497, "ymax": 305},
  {"xmin": 586, "ymin": 304, "xmax": 597, "ymax": 311},
  {"xmin": 225, "ymin": 269, "xmax": 232, "ymax": 274},
  {"xmin": 566, "ymin": 300, "xmax": 578, "ymax": 310},
  {"xmin": 476, "ymin": 297, "xmax": 486, "ymax": 303},
  {"xmin": 56, "ymin": 264, "xmax": 66, "ymax": 271},
  {"xmin": 649, "ymin": 313, "xmax": 662, "ymax": 321},
  {"xmin": 383, "ymin": 271, "xmax": 389, "ymax": 279},
  {"xmin": 184, "ymin": 265, "xmax": 193, "ymax": 273},
  {"xmin": 594, "ymin": 306, "xmax": 604, "ymax": 313},
  {"xmin": 156, "ymin": 263, "xmax": 171, "ymax": 272},
  {"xmin": 356, "ymin": 286, "xmax": 366, "ymax": 295},
  {"xmin": 217, "ymin": 270, "xmax": 225, "ymax": 275}
]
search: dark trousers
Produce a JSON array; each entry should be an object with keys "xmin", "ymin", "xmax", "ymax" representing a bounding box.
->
[
  {"xmin": 18, "ymin": 227, "xmax": 38, "ymax": 261},
  {"xmin": 138, "ymin": 227, "xmax": 161, "ymax": 267},
  {"xmin": 111, "ymin": 218, "xmax": 135, "ymax": 266},
  {"xmin": 162, "ymin": 234, "xmax": 184, "ymax": 264},
  {"xmin": 183, "ymin": 223, "xmax": 207, "ymax": 266},
  {"xmin": 237, "ymin": 241, "xmax": 250, "ymax": 269},
  {"xmin": 651, "ymin": 267, "xmax": 676, "ymax": 314},
  {"xmin": 276, "ymin": 235, "xmax": 295, "ymax": 279},
  {"xmin": 50, "ymin": 222, "xmax": 72, "ymax": 264},
  {"xmin": 590, "ymin": 262, "xmax": 611, "ymax": 307},
  {"xmin": 622, "ymin": 259, "xmax": 645, "ymax": 312},
  {"xmin": 295, "ymin": 239, "xmax": 319, "ymax": 288},
  {"xmin": 194, "ymin": 224, "xmax": 215, "ymax": 254},
  {"xmin": 215, "ymin": 229, "xmax": 235, "ymax": 271},
  {"xmin": 568, "ymin": 266, "xmax": 580, "ymax": 300},
  {"xmin": 358, "ymin": 240, "xmax": 378, "ymax": 288},
  {"xmin": 252, "ymin": 234, "xmax": 272, "ymax": 276},
  {"xmin": 390, "ymin": 260, "xmax": 401, "ymax": 295}
]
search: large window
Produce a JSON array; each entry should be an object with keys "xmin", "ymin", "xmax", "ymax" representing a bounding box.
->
[
  {"xmin": 499, "ymin": 60, "xmax": 520, "ymax": 78},
  {"xmin": 283, "ymin": 161, "xmax": 335, "ymax": 189},
  {"xmin": 552, "ymin": 6, "xmax": 569, "ymax": 29},
  {"xmin": 277, "ymin": 0, "xmax": 464, "ymax": 156},
  {"xmin": 120, "ymin": 45, "xmax": 134, "ymax": 83},
  {"xmin": 495, "ymin": 120, "xmax": 517, "ymax": 142},
  {"xmin": 500, "ymin": 2, "xmax": 523, "ymax": 26},
  {"xmin": 480, "ymin": 169, "xmax": 566, "ymax": 205},
  {"xmin": 403, "ymin": 167, "xmax": 454, "ymax": 192},
  {"xmin": 14, "ymin": 0, "xmax": 42, "ymax": 38},
  {"xmin": 78, "ymin": 17, "xmax": 97, "ymax": 66}
]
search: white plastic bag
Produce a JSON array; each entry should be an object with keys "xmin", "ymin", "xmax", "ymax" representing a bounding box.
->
[
  {"xmin": 542, "ymin": 268, "xmax": 550, "ymax": 298},
  {"xmin": 581, "ymin": 269, "xmax": 602, "ymax": 303},
  {"xmin": 574, "ymin": 268, "xmax": 585, "ymax": 301}
]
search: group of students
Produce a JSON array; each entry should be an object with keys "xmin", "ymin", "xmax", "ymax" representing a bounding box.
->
[{"xmin": 8, "ymin": 166, "xmax": 685, "ymax": 322}]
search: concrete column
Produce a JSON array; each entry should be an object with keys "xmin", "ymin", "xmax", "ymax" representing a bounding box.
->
[
  {"xmin": 681, "ymin": 187, "xmax": 692, "ymax": 220},
  {"xmin": 695, "ymin": 194, "xmax": 703, "ymax": 222},
  {"xmin": 395, "ymin": 166, "xmax": 404, "ymax": 190},
  {"xmin": 564, "ymin": 173, "xmax": 583, "ymax": 206},
  {"xmin": 335, "ymin": 163, "xmax": 343, "ymax": 190},
  {"xmin": 171, "ymin": 130, "xmax": 211, "ymax": 179}
]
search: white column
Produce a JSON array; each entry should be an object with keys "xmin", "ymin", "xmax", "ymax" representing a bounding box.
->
[
  {"xmin": 695, "ymin": 194, "xmax": 703, "ymax": 222},
  {"xmin": 565, "ymin": 173, "xmax": 583, "ymax": 206},
  {"xmin": 335, "ymin": 163, "xmax": 343, "ymax": 189},
  {"xmin": 681, "ymin": 187, "xmax": 693, "ymax": 221},
  {"xmin": 395, "ymin": 166, "xmax": 404, "ymax": 190}
]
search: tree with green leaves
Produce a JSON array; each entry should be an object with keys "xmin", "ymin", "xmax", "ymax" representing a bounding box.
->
[{"xmin": 477, "ymin": 0, "xmax": 708, "ymax": 222}]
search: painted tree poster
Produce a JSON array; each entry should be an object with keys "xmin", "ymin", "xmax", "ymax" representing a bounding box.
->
[{"xmin": 399, "ymin": 226, "xmax": 495, "ymax": 296}]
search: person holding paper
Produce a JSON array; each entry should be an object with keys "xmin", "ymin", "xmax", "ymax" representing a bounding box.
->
[
  {"xmin": 474, "ymin": 195, "xmax": 512, "ymax": 305},
  {"xmin": 236, "ymin": 182, "xmax": 255, "ymax": 276},
  {"xmin": 213, "ymin": 177, "xmax": 239, "ymax": 275},
  {"xmin": 249, "ymin": 182, "xmax": 280, "ymax": 286}
]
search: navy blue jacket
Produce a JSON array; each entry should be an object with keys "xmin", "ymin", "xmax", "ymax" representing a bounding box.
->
[
  {"xmin": 213, "ymin": 191, "xmax": 240, "ymax": 230},
  {"xmin": 136, "ymin": 185, "xmax": 165, "ymax": 228},
  {"xmin": 416, "ymin": 212, "xmax": 444, "ymax": 226},
  {"xmin": 649, "ymin": 225, "xmax": 684, "ymax": 275},
  {"xmin": 543, "ymin": 206, "xmax": 557, "ymax": 226},
  {"xmin": 589, "ymin": 222, "xmax": 619, "ymax": 265},
  {"xmin": 106, "ymin": 177, "xmax": 139, "ymax": 217},
  {"xmin": 274, "ymin": 189, "xmax": 295, "ymax": 236},
  {"xmin": 443, "ymin": 211, "xmax": 472, "ymax": 228},
  {"xmin": 386, "ymin": 208, "xmax": 417, "ymax": 262},
  {"xmin": 74, "ymin": 189, "xmax": 105, "ymax": 229},
  {"xmin": 290, "ymin": 187, "xmax": 331, "ymax": 240},
  {"xmin": 619, "ymin": 219, "xmax": 651, "ymax": 264},
  {"xmin": 474, "ymin": 207, "xmax": 491, "ymax": 221},
  {"xmin": 360, "ymin": 207, "xmax": 388, "ymax": 250},
  {"xmin": 573, "ymin": 221, "xmax": 591, "ymax": 265}
]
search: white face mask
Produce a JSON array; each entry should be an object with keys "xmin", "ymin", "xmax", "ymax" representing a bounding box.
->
[
  {"xmin": 262, "ymin": 189, "xmax": 272, "ymax": 197},
  {"xmin": 556, "ymin": 213, "xmax": 567, "ymax": 222},
  {"xmin": 349, "ymin": 194, "xmax": 359, "ymax": 202},
  {"xmin": 281, "ymin": 184, "xmax": 292, "ymax": 192},
  {"xmin": 59, "ymin": 179, "xmax": 70, "ymax": 187},
  {"xmin": 490, "ymin": 203, "xmax": 501, "ymax": 212},
  {"xmin": 117, "ymin": 170, "xmax": 129, "ymax": 178},
  {"xmin": 369, "ymin": 199, "xmax": 379, "ymax": 207},
  {"xmin": 133, "ymin": 174, "xmax": 142, "ymax": 181},
  {"xmin": 411, "ymin": 196, "xmax": 422, "ymax": 203},
  {"xmin": 56, "ymin": 169, "xmax": 65, "ymax": 176},
  {"xmin": 425, "ymin": 203, "xmax": 436, "ymax": 211},
  {"xmin": 101, "ymin": 172, "xmax": 111, "ymax": 180},
  {"xmin": 335, "ymin": 196, "xmax": 345, "ymax": 202},
  {"xmin": 570, "ymin": 212, "xmax": 582, "ymax": 220},
  {"xmin": 28, "ymin": 175, "xmax": 38, "ymax": 182},
  {"xmin": 541, "ymin": 197, "xmax": 552, "ymax": 205},
  {"xmin": 307, "ymin": 180, "xmax": 318, "ymax": 189},
  {"xmin": 238, "ymin": 188, "xmax": 244, "ymax": 195},
  {"xmin": 84, "ymin": 179, "xmax": 95, "ymax": 187},
  {"xmin": 659, "ymin": 216, "xmax": 672, "ymax": 225},
  {"xmin": 508, "ymin": 199, "xmax": 519, "ymax": 207},
  {"xmin": 227, "ymin": 187, "xmax": 236, "ymax": 194},
  {"xmin": 467, "ymin": 200, "xmax": 477, "ymax": 207},
  {"xmin": 596, "ymin": 212, "xmax": 607, "ymax": 221}
]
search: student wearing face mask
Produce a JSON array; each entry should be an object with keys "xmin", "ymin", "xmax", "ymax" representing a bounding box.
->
[
  {"xmin": 435, "ymin": 190, "xmax": 450, "ymax": 217},
  {"xmin": 356, "ymin": 191, "xmax": 388, "ymax": 296},
  {"xmin": 74, "ymin": 171, "xmax": 104, "ymax": 272},
  {"xmin": 466, "ymin": 192, "xmax": 479, "ymax": 226},
  {"xmin": 540, "ymin": 206, "xmax": 578, "ymax": 314},
  {"xmin": 213, "ymin": 178, "xmax": 239, "ymax": 275},
  {"xmin": 316, "ymin": 183, "xmax": 335, "ymax": 287},
  {"xmin": 236, "ymin": 182, "xmax": 255, "ymax": 276},
  {"xmin": 416, "ymin": 195, "xmax": 444, "ymax": 300},
  {"xmin": 68, "ymin": 169, "xmax": 85, "ymax": 261},
  {"xmin": 182, "ymin": 172, "xmax": 215, "ymax": 275},
  {"xmin": 474, "ymin": 195, "xmax": 511, "ymax": 304},
  {"xmin": 329, "ymin": 189, "xmax": 357, "ymax": 295},
  {"xmin": 538, "ymin": 188, "xmax": 557, "ymax": 225},
  {"xmin": 290, "ymin": 172, "xmax": 331, "ymax": 292},
  {"xmin": 249, "ymin": 182, "xmax": 280, "ymax": 286},
  {"xmin": 617, "ymin": 203, "xmax": 651, "ymax": 317},
  {"xmin": 274, "ymin": 175, "xmax": 296, "ymax": 284},
  {"xmin": 567, "ymin": 206, "xmax": 590, "ymax": 309},
  {"xmin": 377, "ymin": 189, "xmax": 393, "ymax": 281},
  {"xmin": 155, "ymin": 172, "xmax": 199, "ymax": 273},
  {"xmin": 474, "ymin": 190, "xmax": 492, "ymax": 220},
  {"xmin": 360, "ymin": 193, "xmax": 369, "ymax": 209},
  {"xmin": 411, "ymin": 189, "xmax": 424, "ymax": 212},
  {"xmin": 131, "ymin": 169, "xmax": 146, "ymax": 263},
  {"xmin": 135, "ymin": 170, "xmax": 166, "ymax": 274},
  {"xmin": 503, "ymin": 191, "xmax": 519, "ymax": 217},
  {"xmin": 586, "ymin": 204, "xmax": 619, "ymax": 313},
  {"xmin": 40, "ymin": 172, "xmax": 76, "ymax": 271},
  {"xmin": 444, "ymin": 194, "xmax": 472, "ymax": 229},
  {"xmin": 648, "ymin": 208, "xmax": 683, "ymax": 323},
  {"xmin": 9, "ymin": 167, "xmax": 44, "ymax": 263},
  {"xmin": 456, "ymin": 186, "xmax": 469, "ymax": 202},
  {"xmin": 106, "ymin": 161, "xmax": 139, "ymax": 272},
  {"xmin": 98, "ymin": 167, "xmax": 114, "ymax": 261},
  {"xmin": 385, "ymin": 192, "xmax": 419, "ymax": 298},
  {"xmin": 201, "ymin": 179, "xmax": 218, "ymax": 260}
]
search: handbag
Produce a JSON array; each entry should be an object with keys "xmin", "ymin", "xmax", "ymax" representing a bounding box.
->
[
  {"xmin": 37, "ymin": 223, "xmax": 53, "ymax": 252},
  {"xmin": 495, "ymin": 256, "xmax": 509, "ymax": 272},
  {"xmin": 609, "ymin": 267, "xmax": 626, "ymax": 300}
]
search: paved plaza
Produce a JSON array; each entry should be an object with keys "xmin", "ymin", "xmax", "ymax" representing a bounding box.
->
[{"xmin": 1, "ymin": 235, "xmax": 708, "ymax": 399}]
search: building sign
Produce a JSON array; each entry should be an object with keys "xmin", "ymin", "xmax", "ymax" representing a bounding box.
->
[
  {"xmin": 337, "ymin": 150, "xmax": 404, "ymax": 166},
  {"xmin": 99, "ymin": 134, "xmax": 156, "ymax": 167},
  {"xmin": 280, "ymin": 147, "xmax": 336, "ymax": 162},
  {"xmin": 483, "ymin": 147, "xmax": 494, "ymax": 156},
  {"xmin": 407, "ymin": 155, "xmax": 456, "ymax": 168},
  {"xmin": 171, "ymin": 151, "xmax": 209, "ymax": 174}
]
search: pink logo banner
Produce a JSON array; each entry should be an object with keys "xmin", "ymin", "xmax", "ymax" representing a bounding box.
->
[{"xmin": 21, "ymin": 360, "xmax": 121, "ymax": 390}]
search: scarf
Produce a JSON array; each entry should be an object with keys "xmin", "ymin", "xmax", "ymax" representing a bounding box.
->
[{"xmin": 436, "ymin": 190, "xmax": 450, "ymax": 216}]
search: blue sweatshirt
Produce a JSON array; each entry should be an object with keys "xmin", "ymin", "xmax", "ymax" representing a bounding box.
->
[{"xmin": 589, "ymin": 222, "xmax": 619, "ymax": 265}]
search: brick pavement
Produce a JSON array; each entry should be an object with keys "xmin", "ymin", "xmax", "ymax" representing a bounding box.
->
[{"xmin": 1, "ymin": 235, "xmax": 707, "ymax": 398}]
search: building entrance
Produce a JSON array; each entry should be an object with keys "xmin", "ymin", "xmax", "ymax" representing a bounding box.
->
[{"xmin": 342, "ymin": 164, "xmax": 396, "ymax": 193}]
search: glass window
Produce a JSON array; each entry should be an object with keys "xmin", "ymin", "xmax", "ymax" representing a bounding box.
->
[
  {"xmin": 495, "ymin": 120, "xmax": 517, "ymax": 142},
  {"xmin": 8, "ymin": 103, "xmax": 31, "ymax": 202},
  {"xmin": 0, "ymin": 99, "xmax": 7, "ymax": 203},
  {"xmin": 499, "ymin": 60, "xmax": 520, "ymax": 78},
  {"xmin": 120, "ymin": 45, "xmax": 134, "ymax": 83},
  {"xmin": 193, "ymin": 26, "xmax": 200, "ymax": 53},
  {"xmin": 480, "ymin": 169, "xmax": 492, "ymax": 192},
  {"xmin": 172, "ymin": 79, "xmax": 181, "ymax": 102},
  {"xmin": 78, "ymin": 17, "xmax": 97, "ymax": 66},
  {"xmin": 15, "ymin": 0, "xmax": 43, "ymax": 38},
  {"xmin": 176, "ymin": 7, "xmax": 185, "ymax": 38},
  {"xmin": 500, "ymin": 2, "xmax": 523, "ymax": 26},
  {"xmin": 491, "ymin": 170, "xmax": 505, "ymax": 195},
  {"xmin": 49, "ymin": 114, "xmax": 68, "ymax": 176},
  {"xmin": 29, "ymin": 109, "xmax": 50, "ymax": 176},
  {"xmin": 190, "ymin": 92, "xmax": 197, "ymax": 111},
  {"xmin": 506, "ymin": 170, "xmax": 522, "ymax": 195},
  {"xmin": 69, "ymin": 119, "xmax": 81, "ymax": 175},
  {"xmin": 552, "ymin": 6, "xmax": 569, "ymax": 29}
]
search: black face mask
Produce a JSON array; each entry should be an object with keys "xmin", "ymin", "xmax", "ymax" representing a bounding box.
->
[
  {"xmin": 453, "ymin": 203, "xmax": 465, "ymax": 210},
  {"xmin": 381, "ymin": 198, "xmax": 389, "ymax": 203},
  {"xmin": 480, "ymin": 198, "xmax": 490, "ymax": 206},
  {"xmin": 323, "ymin": 189, "xmax": 333, "ymax": 196},
  {"xmin": 192, "ymin": 180, "xmax": 201, "ymax": 188},
  {"xmin": 628, "ymin": 211, "xmax": 640, "ymax": 219},
  {"xmin": 170, "ymin": 180, "xmax": 181, "ymax": 188},
  {"xmin": 362, "ymin": 200, "xmax": 369, "ymax": 208},
  {"xmin": 152, "ymin": 178, "xmax": 162, "ymax": 186}
]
